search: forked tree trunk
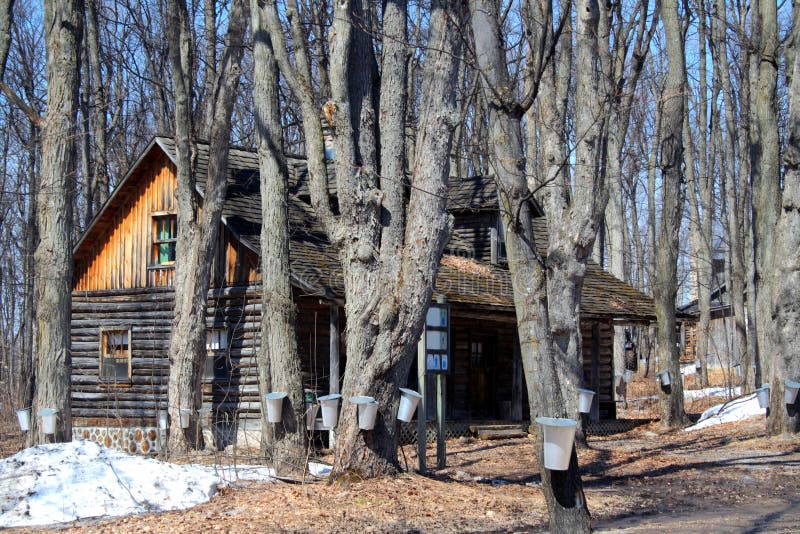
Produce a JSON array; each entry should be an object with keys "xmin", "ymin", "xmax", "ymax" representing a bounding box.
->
[
  {"xmin": 470, "ymin": 0, "xmax": 598, "ymax": 531},
  {"xmin": 768, "ymin": 1, "xmax": 800, "ymax": 435},
  {"xmin": 166, "ymin": 0, "xmax": 248, "ymax": 455},
  {"xmin": 655, "ymin": 0, "xmax": 688, "ymax": 429},
  {"xmin": 251, "ymin": 2, "xmax": 307, "ymax": 476},
  {"xmin": 329, "ymin": 0, "xmax": 462, "ymax": 477},
  {"xmin": 262, "ymin": 0, "xmax": 463, "ymax": 478}
]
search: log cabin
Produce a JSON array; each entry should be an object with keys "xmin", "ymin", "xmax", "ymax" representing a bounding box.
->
[{"xmin": 70, "ymin": 137, "xmax": 655, "ymax": 454}]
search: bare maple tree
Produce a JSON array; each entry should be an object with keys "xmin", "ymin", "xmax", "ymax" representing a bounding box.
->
[{"xmin": 165, "ymin": 0, "xmax": 249, "ymax": 454}]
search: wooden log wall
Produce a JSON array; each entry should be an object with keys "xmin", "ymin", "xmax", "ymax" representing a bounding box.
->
[
  {"xmin": 73, "ymin": 148, "xmax": 259, "ymax": 292},
  {"xmin": 71, "ymin": 286, "xmax": 338, "ymax": 426},
  {"xmin": 448, "ymin": 314, "xmax": 517, "ymax": 420},
  {"xmin": 451, "ymin": 212, "xmax": 494, "ymax": 262},
  {"xmin": 581, "ymin": 318, "xmax": 615, "ymax": 419},
  {"xmin": 445, "ymin": 312, "xmax": 615, "ymax": 421}
]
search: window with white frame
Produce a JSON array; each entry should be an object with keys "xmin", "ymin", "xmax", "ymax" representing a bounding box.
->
[{"xmin": 205, "ymin": 328, "xmax": 228, "ymax": 379}]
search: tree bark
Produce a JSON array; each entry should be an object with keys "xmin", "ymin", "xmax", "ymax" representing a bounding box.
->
[
  {"xmin": 166, "ymin": 0, "xmax": 248, "ymax": 455},
  {"xmin": 29, "ymin": 0, "xmax": 83, "ymax": 444},
  {"xmin": 251, "ymin": 0, "xmax": 307, "ymax": 477},
  {"xmin": 329, "ymin": 0, "xmax": 462, "ymax": 478},
  {"xmin": 470, "ymin": 0, "xmax": 595, "ymax": 531},
  {"xmin": 751, "ymin": 0, "xmax": 781, "ymax": 383},
  {"xmin": 768, "ymin": 0, "xmax": 800, "ymax": 435},
  {"xmin": 655, "ymin": 0, "xmax": 688, "ymax": 429}
]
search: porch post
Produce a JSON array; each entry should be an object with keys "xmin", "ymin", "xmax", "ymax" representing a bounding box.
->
[{"xmin": 329, "ymin": 303, "xmax": 340, "ymax": 446}]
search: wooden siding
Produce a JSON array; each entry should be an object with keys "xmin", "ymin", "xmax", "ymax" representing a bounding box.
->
[
  {"xmin": 582, "ymin": 318, "xmax": 615, "ymax": 419},
  {"xmin": 451, "ymin": 212, "xmax": 495, "ymax": 262},
  {"xmin": 73, "ymin": 151, "xmax": 259, "ymax": 292},
  {"xmin": 71, "ymin": 286, "xmax": 338, "ymax": 426}
]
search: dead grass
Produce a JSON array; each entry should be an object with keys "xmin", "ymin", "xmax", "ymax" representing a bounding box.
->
[{"xmin": 2, "ymin": 416, "xmax": 797, "ymax": 534}]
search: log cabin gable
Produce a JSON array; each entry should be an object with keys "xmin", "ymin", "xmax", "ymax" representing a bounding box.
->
[{"xmin": 72, "ymin": 139, "xmax": 260, "ymax": 292}]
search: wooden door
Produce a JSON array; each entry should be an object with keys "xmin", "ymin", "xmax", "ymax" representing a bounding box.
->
[{"xmin": 469, "ymin": 337, "xmax": 496, "ymax": 419}]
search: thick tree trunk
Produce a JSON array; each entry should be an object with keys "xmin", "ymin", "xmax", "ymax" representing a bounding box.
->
[
  {"xmin": 751, "ymin": 0, "xmax": 781, "ymax": 383},
  {"xmin": 166, "ymin": 0, "xmax": 248, "ymax": 455},
  {"xmin": 768, "ymin": 2, "xmax": 800, "ymax": 435},
  {"xmin": 330, "ymin": 0, "xmax": 462, "ymax": 477},
  {"xmin": 30, "ymin": 0, "xmax": 83, "ymax": 444},
  {"xmin": 251, "ymin": 2, "xmax": 307, "ymax": 477},
  {"xmin": 655, "ymin": 0, "xmax": 688, "ymax": 429},
  {"xmin": 470, "ymin": 0, "xmax": 595, "ymax": 531}
]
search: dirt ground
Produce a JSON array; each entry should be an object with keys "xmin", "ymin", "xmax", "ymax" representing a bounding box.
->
[{"xmin": 2, "ymin": 411, "xmax": 798, "ymax": 533}]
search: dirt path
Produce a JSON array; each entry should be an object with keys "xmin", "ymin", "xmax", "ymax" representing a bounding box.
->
[
  {"xmin": 596, "ymin": 500, "xmax": 800, "ymax": 533},
  {"xmin": 3, "ymin": 418, "xmax": 798, "ymax": 533}
]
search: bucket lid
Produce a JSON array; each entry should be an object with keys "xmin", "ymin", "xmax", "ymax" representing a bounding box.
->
[
  {"xmin": 265, "ymin": 392, "xmax": 288, "ymax": 400},
  {"xmin": 754, "ymin": 385, "xmax": 769, "ymax": 393},
  {"xmin": 349, "ymin": 396, "xmax": 375, "ymax": 404},
  {"xmin": 535, "ymin": 417, "xmax": 577, "ymax": 428},
  {"xmin": 37, "ymin": 408, "xmax": 57, "ymax": 416},
  {"xmin": 576, "ymin": 388, "xmax": 595, "ymax": 395},
  {"xmin": 761, "ymin": 383, "xmax": 770, "ymax": 390},
  {"xmin": 318, "ymin": 393, "xmax": 342, "ymax": 402},
  {"xmin": 785, "ymin": 379, "xmax": 800, "ymax": 389},
  {"xmin": 179, "ymin": 407, "xmax": 192, "ymax": 413},
  {"xmin": 16, "ymin": 408, "xmax": 30, "ymax": 414},
  {"xmin": 399, "ymin": 388, "xmax": 422, "ymax": 399}
]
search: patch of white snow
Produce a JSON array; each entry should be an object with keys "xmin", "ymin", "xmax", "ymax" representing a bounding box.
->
[
  {"xmin": 0, "ymin": 439, "xmax": 278, "ymax": 528},
  {"xmin": 684, "ymin": 393, "xmax": 765, "ymax": 432}
]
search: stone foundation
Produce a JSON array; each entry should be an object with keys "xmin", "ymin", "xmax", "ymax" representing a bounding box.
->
[{"xmin": 73, "ymin": 426, "xmax": 160, "ymax": 454}]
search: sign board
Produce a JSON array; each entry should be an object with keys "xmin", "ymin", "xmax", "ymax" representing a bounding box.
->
[{"xmin": 424, "ymin": 303, "xmax": 450, "ymax": 372}]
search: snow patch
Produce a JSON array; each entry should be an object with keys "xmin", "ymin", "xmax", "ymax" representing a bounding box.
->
[
  {"xmin": 0, "ymin": 439, "xmax": 283, "ymax": 528},
  {"xmin": 684, "ymin": 393, "xmax": 765, "ymax": 432}
]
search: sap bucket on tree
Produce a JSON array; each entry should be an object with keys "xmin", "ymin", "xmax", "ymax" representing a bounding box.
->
[
  {"xmin": 16, "ymin": 408, "xmax": 30, "ymax": 432},
  {"xmin": 755, "ymin": 384, "xmax": 770, "ymax": 409},
  {"xmin": 784, "ymin": 379, "xmax": 800, "ymax": 405},
  {"xmin": 656, "ymin": 370, "xmax": 671, "ymax": 386},
  {"xmin": 179, "ymin": 408, "xmax": 191, "ymax": 429},
  {"xmin": 535, "ymin": 417, "xmax": 578, "ymax": 471},
  {"xmin": 37, "ymin": 408, "xmax": 58, "ymax": 435},
  {"xmin": 264, "ymin": 392, "xmax": 288, "ymax": 423},
  {"xmin": 349, "ymin": 396, "xmax": 379, "ymax": 430},
  {"xmin": 577, "ymin": 388, "xmax": 595, "ymax": 414},
  {"xmin": 623, "ymin": 369, "xmax": 634, "ymax": 383},
  {"xmin": 733, "ymin": 363, "xmax": 743, "ymax": 378},
  {"xmin": 397, "ymin": 388, "xmax": 423, "ymax": 422},
  {"xmin": 318, "ymin": 393, "xmax": 342, "ymax": 428}
]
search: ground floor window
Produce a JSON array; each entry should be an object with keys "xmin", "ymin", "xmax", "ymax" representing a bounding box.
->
[{"xmin": 100, "ymin": 329, "xmax": 132, "ymax": 382}]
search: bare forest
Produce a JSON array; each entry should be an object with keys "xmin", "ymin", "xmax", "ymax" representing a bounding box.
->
[{"xmin": 0, "ymin": 0, "xmax": 799, "ymax": 532}]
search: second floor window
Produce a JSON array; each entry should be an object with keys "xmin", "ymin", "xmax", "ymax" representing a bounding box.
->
[{"xmin": 152, "ymin": 215, "xmax": 177, "ymax": 265}]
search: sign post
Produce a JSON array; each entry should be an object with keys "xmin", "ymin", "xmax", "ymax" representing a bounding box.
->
[{"xmin": 423, "ymin": 298, "xmax": 449, "ymax": 470}]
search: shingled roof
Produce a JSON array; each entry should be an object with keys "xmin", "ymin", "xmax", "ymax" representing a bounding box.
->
[{"xmin": 147, "ymin": 137, "xmax": 655, "ymax": 320}]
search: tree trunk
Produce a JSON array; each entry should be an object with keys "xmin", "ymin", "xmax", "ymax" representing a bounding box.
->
[
  {"xmin": 751, "ymin": 0, "xmax": 781, "ymax": 383},
  {"xmin": 30, "ymin": 0, "xmax": 83, "ymax": 444},
  {"xmin": 686, "ymin": 0, "xmax": 712, "ymax": 388},
  {"xmin": 166, "ymin": 0, "xmax": 248, "ymax": 455},
  {"xmin": 470, "ymin": 0, "xmax": 594, "ymax": 531},
  {"xmin": 85, "ymin": 0, "xmax": 109, "ymax": 212},
  {"xmin": 655, "ymin": 0, "xmax": 688, "ymax": 429},
  {"xmin": 768, "ymin": 0, "xmax": 800, "ymax": 435},
  {"xmin": 251, "ymin": 1, "xmax": 307, "ymax": 477},
  {"xmin": 330, "ymin": 0, "xmax": 462, "ymax": 478}
]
